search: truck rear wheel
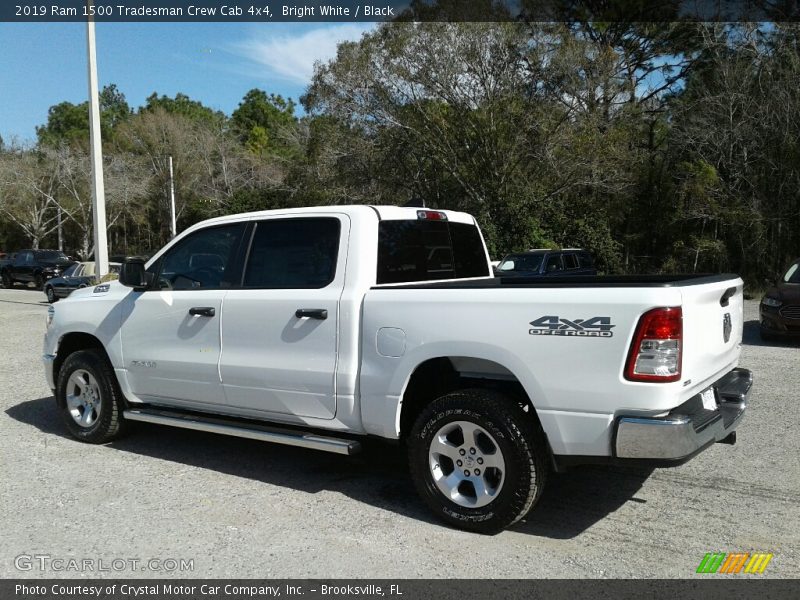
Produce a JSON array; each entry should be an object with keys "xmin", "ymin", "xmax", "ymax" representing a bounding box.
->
[
  {"xmin": 407, "ymin": 389, "xmax": 547, "ymax": 534},
  {"xmin": 56, "ymin": 349, "xmax": 127, "ymax": 443}
]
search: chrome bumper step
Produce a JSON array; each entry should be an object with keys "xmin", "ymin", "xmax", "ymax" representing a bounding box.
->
[
  {"xmin": 123, "ymin": 408, "xmax": 362, "ymax": 455},
  {"xmin": 614, "ymin": 368, "xmax": 752, "ymax": 462}
]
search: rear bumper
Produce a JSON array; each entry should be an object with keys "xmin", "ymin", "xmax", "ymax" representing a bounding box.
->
[{"xmin": 614, "ymin": 368, "xmax": 751, "ymax": 463}]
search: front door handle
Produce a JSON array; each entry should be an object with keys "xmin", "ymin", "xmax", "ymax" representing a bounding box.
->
[
  {"xmin": 295, "ymin": 308, "xmax": 328, "ymax": 320},
  {"xmin": 189, "ymin": 307, "xmax": 215, "ymax": 317}
]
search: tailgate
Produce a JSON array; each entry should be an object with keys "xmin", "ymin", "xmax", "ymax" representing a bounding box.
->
[{"xmin": 680, "ymin": 276, "xmax": 744, "ymax": 394}]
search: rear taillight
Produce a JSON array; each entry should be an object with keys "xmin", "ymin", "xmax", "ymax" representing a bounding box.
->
[{"xmin": 625, "ymin": 307, "xmax": 682, "ymax": 382}]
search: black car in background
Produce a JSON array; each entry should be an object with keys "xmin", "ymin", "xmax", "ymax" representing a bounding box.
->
[
  {"xmin": 0, "ymin": 252, "xmax": 14, "ymax": 270},
  {"xmin": 43, "ymin": 261, "xmax": 121, "ymax": 303},
  {"xmin": 759, "ymin": 257, "xmax": 800, "ymax": 341},
  {"xmin": 1, "ymin": 249, "xmax": 74, "ymax": 289},
  {"xmin": 494, "ymin": 249, "xmax": 597, "ymax": 277}
]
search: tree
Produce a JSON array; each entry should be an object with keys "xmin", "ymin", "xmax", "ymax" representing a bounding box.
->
[
  {"xmin": 301, "ymin": 22, "xmax": 650, "ymax": 258},
  {"xmin": 47, "ymin": 144, "xmax": 150, "ymax": 258},
  {"xmin": 0, "ymin": 149, "xmax": 61, "ymax": 249},
  {"xmin": 142, "ymin": 92, "xmax": 225, "ymax": 127},
  {"xmin": 231, "ymin": 89, "xmax": 299, "ymax": 158},
  {"xmin": 663, "ymin": 23, "xmax": 800, "ymax": 281},
  {"xmin": 36, "ymin": 101, "xmax": 90, "ymax": 147},
  {"xmin": 36, "ymin": 84, "xmax": 131, "ymax": 147}
]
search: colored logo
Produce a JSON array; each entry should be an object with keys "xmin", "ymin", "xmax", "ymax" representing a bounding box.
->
[{"xmin": 696, "ymin": 552, "xmax": 773, "ymax": 574}]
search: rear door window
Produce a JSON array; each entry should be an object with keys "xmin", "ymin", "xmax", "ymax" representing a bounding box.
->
[
  {"xmin": 243, "ymin": 218, "xmax": 340, "ymax": 289},
  {"xmin": 563, "ymin": 254, "xmax": 579, "ymax": 270},
  {"xmin": 544, "ymin": 255, "xmax": 563, "ymax": 273},
  {"xmin": 578, "ymin": 253, "xmax": 594, "ymax": 268}
]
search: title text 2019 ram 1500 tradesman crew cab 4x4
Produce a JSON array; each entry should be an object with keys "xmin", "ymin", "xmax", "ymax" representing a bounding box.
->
[{"xmin": 43, "ymin": 206, "xmax": 752, "ymax": 533}]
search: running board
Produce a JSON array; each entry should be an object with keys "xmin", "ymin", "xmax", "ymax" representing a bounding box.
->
[{"xmin": 123, "ymin": 408, "xmax": 362, "ymax": 455}]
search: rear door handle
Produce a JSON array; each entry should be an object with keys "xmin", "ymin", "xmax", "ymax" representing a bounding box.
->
[
  {"xmin": 189, "ymin": 307, "xmax": 215, "ymax": 317},
  {"xmin": 295, "ymin": 308, "xmax": 328, "ymax": 320}
]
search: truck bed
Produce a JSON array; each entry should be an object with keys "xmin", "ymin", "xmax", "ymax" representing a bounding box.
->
[
  {"xmin": 373, "ymin": 273, "xmax": 739, "ymax": 289},
  {"xmin": 360, "ymin": 271, "xmax": 744, "ymax": 457}
]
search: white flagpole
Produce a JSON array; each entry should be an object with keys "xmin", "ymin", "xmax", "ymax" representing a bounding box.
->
[{"xmin": 87, "ymin": 0, "xmax": 108, "ymax": 276}]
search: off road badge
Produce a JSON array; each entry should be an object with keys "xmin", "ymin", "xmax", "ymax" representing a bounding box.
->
[{"xmin": 529, "ymin": 315, "xmax": 615, "ymax": 338}]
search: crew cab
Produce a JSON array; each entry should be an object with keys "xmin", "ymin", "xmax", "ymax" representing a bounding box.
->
[{"xmin": 42, "ymin": 206, "xmax": 752, "ymax": 533}]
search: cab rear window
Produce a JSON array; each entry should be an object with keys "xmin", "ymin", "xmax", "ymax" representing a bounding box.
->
[{"xmin": 377, "ymin": 220, "xmax": 489, "ymax": 284}]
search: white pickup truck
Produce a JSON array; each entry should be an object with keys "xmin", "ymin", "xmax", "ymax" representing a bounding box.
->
[{"xmin": 43, "ymin": 206, "xmax": 752, "ymax": 533}]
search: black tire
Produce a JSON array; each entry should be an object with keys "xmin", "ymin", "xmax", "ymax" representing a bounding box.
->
[
  {"xmin": 34, "ymin": 273, "xmax": 45, "ymax": 290},
  {"xmin": 1, "ymin": 271, "xmax": 12, "ymax": 288},
  {"xmin": 45, "ymin": 286, "xmax": 57, "ymax": 303},
  {"xmin": 407, "ymin": 389, "xmax": 548, "ymax": 534},
  {"xmin": 56, "ymin": 349, "xmax": 127, "ymax": 443}
]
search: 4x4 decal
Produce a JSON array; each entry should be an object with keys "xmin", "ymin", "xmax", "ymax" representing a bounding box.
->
[{"xmin": 529, "ymin": 316, "xmax": 615, "ymax": 338}]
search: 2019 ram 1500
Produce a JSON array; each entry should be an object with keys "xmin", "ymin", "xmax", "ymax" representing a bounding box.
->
[{"xmin": 43, "ymin": 206, "xmax": 752, "ymax": 533}]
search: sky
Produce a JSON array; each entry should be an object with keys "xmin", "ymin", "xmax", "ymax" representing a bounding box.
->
[{"xmin": 0, "ymin": 21, "xmax": 374, "ymax": 144}]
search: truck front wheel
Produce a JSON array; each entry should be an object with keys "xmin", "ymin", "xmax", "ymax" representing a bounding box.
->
[
  {"xmin": 407, "ymin": 389, "xmax": 548, "ymax": 534},
  {"xmin": 56, "ymin": 349, "xmax": 127, "ymax": 443}
]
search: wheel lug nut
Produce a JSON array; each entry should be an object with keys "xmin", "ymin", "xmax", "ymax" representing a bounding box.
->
[
  {"xmin": 464, "ymin": 470, "xmax": 470, "ymax": 476},
  {"xmin": 469, "ymin": 448, "xmax": 476, "ymax": 455},
  {"xmin": 457, "ymin": 460, "xmax": 463, "ymax": 466},
  {"xmin": 459, "ymin": 449, "xmax": 466, "ymax": 456},
  {"xmin": 477, "ymin": 457, "xmax": 484, "ymax": 464},
  {"xmin": 475, "ymin": 469, "xmax": 481, "ymax": 475}
]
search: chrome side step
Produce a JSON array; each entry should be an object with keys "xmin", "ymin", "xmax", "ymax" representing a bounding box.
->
[{"xmin": 123, "ymin": 408, "xmax": 362, "ymax": 455}]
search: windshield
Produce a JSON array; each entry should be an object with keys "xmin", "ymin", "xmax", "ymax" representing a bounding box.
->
[
  {"xmin": 34, "ymin": 250, "xmax": 70, "ymax": 264},
  {"xmin": 498, "ymin": 254, "xmax": 544, "ymax": 272},
  {"xmin": 783, "ymin": 262, "xmax": 800, "ymax": 283},
  {"xmin": 62, "ymin": 263, "xmax": 80, "ymax": 277}
]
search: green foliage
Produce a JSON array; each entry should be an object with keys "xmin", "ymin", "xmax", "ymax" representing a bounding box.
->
[
  {"xmin": 36, "ymin": 102, "xmax": 90, "ymax": 146},
  {"xmin": 36, "ymin": 85, "xmax": 131, "ymax": 147},
  {"xmin": 99, "ymin": 84, "xmax": 131, "ymax": 130},
  {"xmin": 232, "ymin": 89, "xmax": 298, "ymax": 158},
  {"xmin": 99, "ymin": 272, "xmax": 119, "ymax": 283},
  {"xmin": 9, "ymin": 23, "xmax": 800, "ymax": 288},
  {"xmin": 142, "ymin": 92, "xmax": 225, "ymax": 126}
]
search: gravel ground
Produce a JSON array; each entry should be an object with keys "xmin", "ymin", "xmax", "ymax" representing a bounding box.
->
[{"xmin": 0, "ymin": 288, "xmax": 798, "ymax": 579}]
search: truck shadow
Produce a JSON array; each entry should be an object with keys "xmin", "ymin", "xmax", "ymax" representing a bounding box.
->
[
  {"xmin": 512, "ymin": 466, "xmax": 653, "ymax": 537},
  {"xmin": 7, "ymin": 396, "xmax": 652, "ymax": 539},
  {"xmin": 742, "ymin": 319, "xmax": 799, "ymax": 347}
]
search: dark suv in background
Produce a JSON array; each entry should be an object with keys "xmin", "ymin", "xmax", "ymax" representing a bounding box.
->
[
  {"xmin": 494, "ymin": 248, "xmax": 596, "ymax": 278},
  {"xmin": 760, "ymin": 258, "xmax": 800, "ymax": 341},
  {"xmin": 1, "ymin": 249, "xmax": 74, "ymax": 289}
]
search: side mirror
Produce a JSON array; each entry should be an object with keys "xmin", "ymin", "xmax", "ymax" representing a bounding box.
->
[{"xmin": 119, "ymin": 258, "xmax": 149, "ymax": 290}]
